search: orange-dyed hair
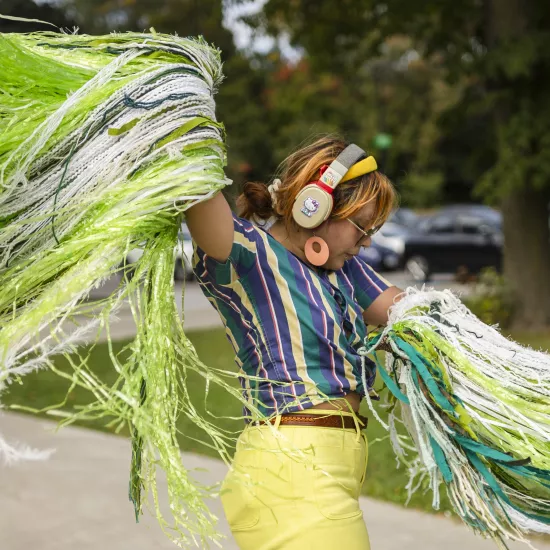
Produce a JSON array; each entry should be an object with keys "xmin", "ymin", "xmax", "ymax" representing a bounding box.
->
[{"xmin": 237, "ymin": 135, "xmax": 398, "ymax": 230}]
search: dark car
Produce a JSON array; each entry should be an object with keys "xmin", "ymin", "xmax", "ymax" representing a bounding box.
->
[
  {"xmin": 403, "ymin": 205, "xmax": 503, "ymax": 282},
  {"xmin": 357, "ymin": 244, "xmax": 384, "ymax": 271},
  {"xmin": 387, "ymin": 207, "xmax": 419, "ymax": 228},
  {"xmin": 358, "ymin": 241, "xmax": 401, "ymax": 272}
]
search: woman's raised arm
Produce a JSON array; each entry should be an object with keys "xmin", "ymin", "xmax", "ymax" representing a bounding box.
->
[{"xmin": 185, "ymin": 192, "xmax": 234, "ymax": 262}]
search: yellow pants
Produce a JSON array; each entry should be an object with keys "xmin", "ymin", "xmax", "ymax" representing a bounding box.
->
[{"xmin": 221, "ymin": 410, "xmax": 370, "ymax": 550}]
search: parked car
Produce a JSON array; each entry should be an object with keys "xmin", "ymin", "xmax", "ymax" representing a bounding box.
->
[
  {"xmin": 371, "ymin": 208, "xmax": 420, "ymax": 269},
  {"xmin": 403, "ymin": 205, "xmax": 503, "ymax": 282},
  {"xmin": 371, "ymin": 224, "xmax": 408, "ymax": 270},
  {"xmin": 358, "ymin": 245, "xmax": 383, "ymax": 271},
  {"xmin": 387, "ymin": 207, "xmax": 419, "ymax": 228},
  {"xmin": 125, "ymin": 223, "xmax": 195, "ymax": 281},
  {"xmin": 361, "ymin": 239, "xmax": 400, "ymax": 271},
  {"xmin": 364, "ymin": 208, "xmax": 422, "ymax": 269}
]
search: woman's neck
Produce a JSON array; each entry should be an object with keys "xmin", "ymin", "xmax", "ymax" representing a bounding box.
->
[{"xmin": 268, "ymin": 220, "xmax": 308, "ymax": 264}]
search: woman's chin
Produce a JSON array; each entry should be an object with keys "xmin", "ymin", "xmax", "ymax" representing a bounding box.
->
[{"xmin": 324, "ymin": 257, "xmax": 347, "ymax": 271}]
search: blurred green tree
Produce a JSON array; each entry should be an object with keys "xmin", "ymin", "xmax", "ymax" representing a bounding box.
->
[
  {"xmin": 65, "ymin": 0, "xmax": 235, "ymax": 53},
  {"xmin": 235, "ymin": 0, "xmax": 550, "ymax": 328},
  {"xmin": 62, "ymin": 1, "xmax": 451, "ymax": 202},
  {"xmin": 235, "ymin": 42, "xmax": 451, "ymax": 207},
  {"xmin": 0, "ymin": 0, "xmax": 77, "ymax": 32}
]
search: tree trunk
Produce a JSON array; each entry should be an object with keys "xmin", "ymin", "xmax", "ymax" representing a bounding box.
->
[
  {"xmin": 486, "ymin": 0, "xmax": 550, "ymax": 330},
  {"xmin": 501, "ymin": 187, "xmax": 550, "ymax": 330}
]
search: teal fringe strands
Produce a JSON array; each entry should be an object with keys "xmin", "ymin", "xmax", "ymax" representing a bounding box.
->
[{"xmin": 362, "ymin": 288, "xmax": 550, "ymax": 549}]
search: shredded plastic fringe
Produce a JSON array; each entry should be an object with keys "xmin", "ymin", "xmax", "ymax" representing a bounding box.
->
[
  {"xmin": 361, "ymin": 287, "xmax": 550, "ymax": 549},
  {"xmin": 4, "ymin": 28, "xmax": 549, "ymax": 550},
  {"xmin": 0, "ymin": 29, "xmax": 261, "ymax": 548}
]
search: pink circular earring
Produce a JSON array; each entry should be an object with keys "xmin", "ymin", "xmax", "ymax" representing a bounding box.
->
[{"xmin": 304, "ymin": 236, "xmax": 330, "ymax": 266}]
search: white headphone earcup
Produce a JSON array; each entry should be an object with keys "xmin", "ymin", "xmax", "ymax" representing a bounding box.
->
[{"xmin": 292, "ymin": 185, "xmax": 333, "ymax": 229}]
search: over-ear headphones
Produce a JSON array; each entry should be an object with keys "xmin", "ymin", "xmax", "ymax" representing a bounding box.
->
[{"xmin": 291, "ymin": 144, "xmax": 378, "ymax": 229}]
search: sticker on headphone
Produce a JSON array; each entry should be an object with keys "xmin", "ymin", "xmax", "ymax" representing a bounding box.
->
[
  {"xmin": 320, "ymin": 166, "xmax": 341, "ymax": 188},
  {"xmin": 321, "ymin": 171, "xmax": 336, "ymax": 187},
  {"xmin": 301, "ymin": 197, "xmax": 320, "ymax": 217}
]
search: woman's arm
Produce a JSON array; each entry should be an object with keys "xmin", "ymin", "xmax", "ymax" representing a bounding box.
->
[
  {"xmin": 185, "ymin": 192, "xmax": 234, "ymax": 262},
  {"xmin": 363, "ymin": 286, "xmax": 403, "ymax": 326}
]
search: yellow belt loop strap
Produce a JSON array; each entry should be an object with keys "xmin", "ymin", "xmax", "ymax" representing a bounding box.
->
[{"xmin": 352, "ymin": 413, "xmax": 362, "ymax": 442}]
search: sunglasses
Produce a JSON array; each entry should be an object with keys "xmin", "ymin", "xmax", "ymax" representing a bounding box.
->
[{"xmin": 347, "ymin": 218, "xmax": 382, "ymax": 244}]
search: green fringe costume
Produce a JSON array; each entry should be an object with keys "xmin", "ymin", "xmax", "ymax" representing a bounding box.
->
[{"xmin": 1, "ymin": 29, "xmax": 549, "ymax": 549}]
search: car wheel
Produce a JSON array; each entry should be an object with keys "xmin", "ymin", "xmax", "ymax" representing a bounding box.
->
[
  {"xmin": 382, "ymin": 253, "xmax": 400, "ymax": 271},
  {"xmin": 405, "ymin": 255, "xmax": 431, "ymax": 282}
]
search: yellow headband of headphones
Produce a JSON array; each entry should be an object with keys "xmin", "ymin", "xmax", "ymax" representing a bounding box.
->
[{"xmin": 340, "ymin": 155, "xmax": 378, "ymax": 183}]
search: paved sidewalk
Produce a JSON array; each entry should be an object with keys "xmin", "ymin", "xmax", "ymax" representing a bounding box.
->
[{"xmin": 2, "ymin": 413, "xmax": 548, "ymax": 550}]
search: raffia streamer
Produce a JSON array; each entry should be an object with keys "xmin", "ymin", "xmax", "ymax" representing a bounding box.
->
[
  {"xmin": 361, "ymin": 288, "xmax": 550, "ymax": 548},
  {"xmin": 0, "ymin": 30, "xmax": 263, "ymax": 548}
]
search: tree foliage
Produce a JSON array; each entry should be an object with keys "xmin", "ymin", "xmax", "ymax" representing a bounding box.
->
[
  {"xmin": 236, "ymin": 0, "xmax": 550, "ymax": 201},
  {"xmin": 0, "ymin": 0, "xmax": 78, "ymax": 32},
  {"xmin": 233, "ymin": 0, "xmax": 550, "ymax": 328},
  {"xmin": 3, "ymin": 0, "xmax": 550, "ymax": 326}
]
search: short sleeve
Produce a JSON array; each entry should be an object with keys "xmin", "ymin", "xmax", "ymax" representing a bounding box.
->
[
  {"xmin": 346, "ymin": 256, "xmax": 393, "ymax": 311},
  {"xmin": 192, "ymin": 212, "xmax": 259, "ymax": 286}
]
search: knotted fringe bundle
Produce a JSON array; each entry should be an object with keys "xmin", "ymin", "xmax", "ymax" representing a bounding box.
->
[
  {"xmin": 0, "ymin": 30, "xmax": 265, "ymax": 547},
  {"xmin": 4, "ymin": 29, "xmax": 550, "ymax": 550},
  {"xmin": 362, "ymin": 288, "xmax": 550, "ymax": 549}
]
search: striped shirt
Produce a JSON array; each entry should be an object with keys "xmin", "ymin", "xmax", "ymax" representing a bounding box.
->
[{"xmin": 193, "ymin": 213, "xmax": 392, "ymax": 418}]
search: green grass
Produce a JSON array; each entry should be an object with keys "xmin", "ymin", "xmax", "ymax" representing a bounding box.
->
[{"xmin": 3, "ymin": 328, "xmax": 550, "ymax": 515}]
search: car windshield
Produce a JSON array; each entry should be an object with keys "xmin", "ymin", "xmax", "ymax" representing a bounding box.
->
[
  {"xmin": 441, "ymin": 206, "xmax": 501, "ymax": 226},
  {"xmin": 378, "ymin": 222, "xmax": 410, "ymax": 237},
  {"xmin": 419, "ymin": 206, "xmax": 502, "ymax": 234}
]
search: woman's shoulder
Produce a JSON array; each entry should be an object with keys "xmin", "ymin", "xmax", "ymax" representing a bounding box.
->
[{"xmin": 233, "ymin": 212, "xmax": 276, "ymax": 235}]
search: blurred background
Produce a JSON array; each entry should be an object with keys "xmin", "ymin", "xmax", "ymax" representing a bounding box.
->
[
  {"xmin": 2, "ymin": 0, "xmax": 550, "ymax": 331},
  {"xmin": 3, "ymin": 4, "xmax": 550, "ymax": 548}
]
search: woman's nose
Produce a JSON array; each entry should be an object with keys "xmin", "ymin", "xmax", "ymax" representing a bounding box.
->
[{"xmin": 360, "ymin": 236, "xmax": 372, "ymax": 247}]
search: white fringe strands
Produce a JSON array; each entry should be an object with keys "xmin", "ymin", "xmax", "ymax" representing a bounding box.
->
[
  {"xmin": 361, "ymin": 288, "xmax": 550, "ymax": 549},
  {"xmin": 0, "ymin": 30, "xmax": 265, "ymax": 547},
  {"xmin": 4, "ymin": 31, "xmax": 549, "ymax": 550}
]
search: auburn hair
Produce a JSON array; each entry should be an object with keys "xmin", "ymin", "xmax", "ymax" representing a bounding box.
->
[{"xmin": 237, "ymin": 135, "xmax": 398, "ymax": 231}]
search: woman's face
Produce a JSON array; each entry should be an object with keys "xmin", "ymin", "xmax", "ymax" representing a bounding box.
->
[{"xmin": 315, "ymin": 202, "xmax": 378, "ymax": 271}]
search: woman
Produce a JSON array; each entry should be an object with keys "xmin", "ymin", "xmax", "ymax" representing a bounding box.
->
[{"xmin": 186, "ymin": 135, "xmax": 402, "ymax": 550}]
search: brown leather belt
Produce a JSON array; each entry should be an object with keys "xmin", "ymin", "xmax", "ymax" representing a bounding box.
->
[{"xmin": 256, "ymin": 413, "xmax": 368, "ymax": 430}]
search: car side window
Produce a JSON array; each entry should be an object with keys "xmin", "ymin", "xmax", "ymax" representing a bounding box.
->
[
  {"xmin": 428, "ymin": 215, "xmax": 456, "ymax": 234},
  {"xmin": 456, "ymin": 215, "xmax": 488, "ymax": 235}
]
